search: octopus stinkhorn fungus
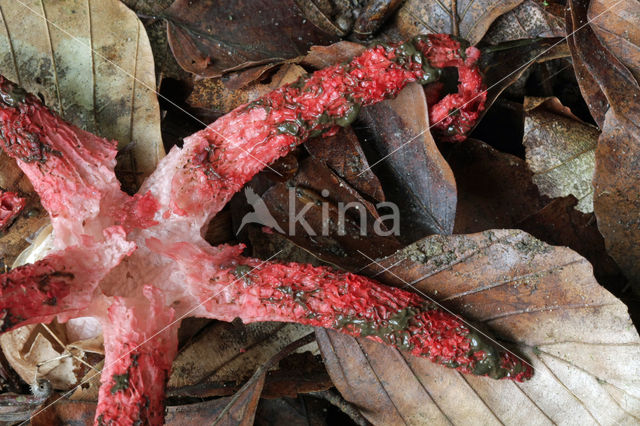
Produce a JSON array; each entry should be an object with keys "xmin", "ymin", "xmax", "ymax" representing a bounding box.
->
[{"xmin": 0, "ymin": 34, "xmax": 529, "ymax": 425}]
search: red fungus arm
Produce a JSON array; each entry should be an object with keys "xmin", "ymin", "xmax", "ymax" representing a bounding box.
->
[
  {"xmin": 0, "ymin": 77, "xmax": 128, "ymax": 247},
  {"xmin": 0, "ymin": 227, "xmax": 135, "ymax": 332},
  {"xmin": 142, "ymin": 34, "xmax": 486, "ymax": 226},
  {"xmin": 212, "ymin": 260, "xmax": 531, "ymax": 381},
  {"xmin": 149, "ymin": 241, "xmax": 531, "ymax": 382},
  {"xmin": 95, "ymin": 286, "xmax": 179, "ymax": 426}
]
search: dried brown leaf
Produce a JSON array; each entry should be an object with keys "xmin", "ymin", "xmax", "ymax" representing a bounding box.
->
[
  {"xmin": 301, "ymin": 41, "xmax": 365, "ymax": 69},
  {"xmin": 589, "ymin": 0, "xmax": 640, "ymax": 83},
  {"xmin": 479, "ymin": 37, "xmax": 569, "ymax": 122},
  {"xmin": 388, "ymin": 0, "xmax": 523, "ymax": 45},
  {"xmin": 523, "ymin": 96, "xmax": 598, "ymax": 213},
  {"xmin": 566, "ymin": 7, "xmax": 608, "ymax": 127},
  {"xmin": 260, "ymin": 158, "xmax": 401, "ymax": 270},
  {"xmin": 568, "ymin": 0, "xmax": 640, "ymax": 292},
  {"xmin": 305, "ymin": 127, "xmax": 385, "ymax": 202},
  {"xmin": 449, "ymin": 139, "xmax": 550, "ymax": 233},
  {"xmin": 318, "ymin": 230, "xmax": 640, "ymax": 424},
  {"xmin": 32, "ymin": 396, "xmax": 261, "ymax": 425},
  {"xmin": 164, "ymin": 0, "xmax": 337, "ymax": 78},
  {"xmin": 518, "ymin": 196, "xmax": 625, "ymax": 291},
  {"xmin": 483, "ymin": 0, "xmax": 565, "ymax": 44},
  {"xmin": 187, "ymin": 64, "xmax": 306, "ymax": 114},
  {"xmin": 166, "ymin": 321, "xmax": 318, "ymax": 397},
  {"xmin": 358, "ymin": 82, "xmax": 457, "ymax": 238}
]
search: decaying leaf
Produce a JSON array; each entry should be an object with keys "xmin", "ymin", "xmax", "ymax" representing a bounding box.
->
[
  {"xmin": 523, "ymin": 96, "xmax": 598, "ymax": 213},
  {"xmin": 479, "ymin": 37, "xmax": 569, "ymax": 122},
  {"xmin": 448, "ymin": 139, "xmax": 550, "ymax": 233},
  {"xmin": 167, "ymin": 322, "xmax": 318, "ymax": 397},
  {"xmin": 358, "ymin": 82, "xmax": 457, "ymax": 239},
  {"xmin": 318, "ymin": 230, "xmax": 640, "ymax": 424},
  {"xmin": 164, "ymin": 0, "xmax": 337, "ymax": 78},
  {"xmin": 482, "ymin": 0, "xmax": 565, "ymax": 44},
  {"xmin": 589, "ymin": 0, "xmax": 640, "ymax": 82},
  {"xmin": 0, "ymin": 0, "xmax": 163, "ymax": 191},
  {"xmin": 518, "ymin": 196, "xmax": 625, "ymax": 291},
  {"xmin": 259, "ymin": 158, "xmax": 401, "ymax": 270},
  {"xmin": 448, "ymin": 139, "xmax": 621, "ymax": 290},
  {"xmin": 301, "ymin": 41, "xmax": 365, "ymax": 69},
  {"xmin": 566, "ymin": 7, "xmax": 608, "ymax": 127},
  {"xmin": 388, "ymin": 0, "xmax": 523, "ymax": 45},
  {"xmin": 32, "ymin": 396, "xmax": 260, "ymax": 425},
  {"xmin": 568, "ymin": 0, "xmax": 640, "ymax": 292},
  {"xmin": 305, "ymin": 127, "xmax": 385, "ymax": 202}
]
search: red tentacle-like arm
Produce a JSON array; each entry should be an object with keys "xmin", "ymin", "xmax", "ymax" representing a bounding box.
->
[
  {"xmin": 149, "ymin": 241, "xmax": 532, "ymax": 382},
  {"xmin": 141, "ymin": 34, "xmax": 486, "ymax": 227}
]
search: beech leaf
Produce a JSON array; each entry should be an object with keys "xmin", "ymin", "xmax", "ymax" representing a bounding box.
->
[
  {"xmin": 568, "ymin": 0, "xmax": 640, "ymax": 292},
  {"xmin": 164, "ymin": 0, "xmax": 337, "ymax": 78},
  {"xmin": 317, "ymin": 230, "xmax": 640, "ymax": 424},
  {"xmin": 358, "ymin": 82, "xmax": 457, "ymax": 238},
  {"xmin": 167, "ymin": 322, "xmax": 318, "ymax": 397},
  {"xmin": 589, "ymin": 0, "xmax": 640, "ymax": 83},
  {"xmin": 523, "ymin": 96, "xmax": 598, "ymax": 213},
  {"xmin": 449, "ymin": 139, "xmax": 549, "ymax": 233},
  {"xmin": 389, "ymin": 0, "xmax": 523, "ymax": 45},
  {"xmin": 482, "ymin": 0, "xmax": 565, "ymax": 44}
]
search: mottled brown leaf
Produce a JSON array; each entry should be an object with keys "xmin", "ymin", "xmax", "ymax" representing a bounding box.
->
[
  {"xmin": 388, "ymin": 0, "xmax": 523, "ymax": 45},
  {"xmin": 301, "ymin": 41, "xmax": 365, "ymax": 69},
  {"xmin": 318, "ymin": 230, "xmax": 640, "ymax": 424},
  {"xmin": 479, "ymin": 37, "xmax": 569, "ymax": 122},
  {"xmin": 566, "ymin": 7, "xmax": 608, "ymax": 127},
  {"xmin": 358, "ymin": 82, "xmax": 457, "ymax": 239},
  {"xmin": 523, "ymin": 96, "xmax": 598, "ymax": 213},
  {"xmin": 483, "ymin": 0, "xmax": 565, "ymax": 44},
  {"xmin": 164, "ymin": 0, "xmax": 337, "ymax": 78},
  {"xmin": 187, "ymin": 64, "xmax": 306, "ymax": 114},
  {"xmin": 568, "ymin": 0, "xmax": 640, "ymax": 293},
  {"xmin": 590, "ymin": 0, "xmax": 640, "ymax": 83},
  {"xmin": 518, "ymin": 196, "xmax": 625, "ymax": 291},
  {"xmin": 167, "ymin": 321, "xmax": 319, "ymax": 397},
  {"xmin": 33, "ymin": 396, "xmax": 260, "ymax": 425}
]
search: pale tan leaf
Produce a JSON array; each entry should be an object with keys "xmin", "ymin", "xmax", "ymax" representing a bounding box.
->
[
  {"xmin": 523, "ymin": 97, "xmax": 598, "ymax": 213},
  {"xmin": 318, "ymin": 230, "xmax": 640, "ymax": 425}
]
